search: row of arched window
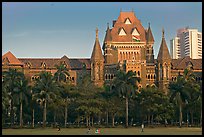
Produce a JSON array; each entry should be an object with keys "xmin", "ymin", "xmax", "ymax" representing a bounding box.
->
[
  {"xmin": 105, "ymin": 74, "xmax": 115, "ymax": 80},
  {"xmin": 171, "ymin": 76, "xmax": 202, "ymax": 82},
  {"xmin": 31, "ymin": 75, "xmax": 75, "ymax": 82},
  {"xmin": 146, "ymin": 74, "xmax": 156, "ymax": 80},
  {"xmin": 119, "ymin": 46, "xmax": 141, "ymax": 49},
  {"xmin": 119, "ymin": 51, "xmax": 140, "ymax": 60}
]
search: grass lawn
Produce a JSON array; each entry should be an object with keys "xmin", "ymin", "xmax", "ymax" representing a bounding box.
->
[{"xmin": 2, "ymin": 127, "xmax": 202, "ymax": 135}]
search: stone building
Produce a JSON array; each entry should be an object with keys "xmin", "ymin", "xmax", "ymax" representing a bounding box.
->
[{"xmin": 2, "ymin": 11, "xmax": 202, "ymax": 93}]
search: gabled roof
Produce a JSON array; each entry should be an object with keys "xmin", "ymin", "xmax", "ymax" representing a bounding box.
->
[
  {"xmin": 171, "ymin": 56, "xmax": 202, "ymax": 70},
  {"xmin": 157, "ymin": 29, "xmax": 171, "ymax": 61},
  {"xmin": 2, "ymin": 51, "xmax": 23, "ymax": 66},
  {"xmin": 91, "ymin": 28, "xmax": 104, "ymax": 62},
  {"xmin": 146, "ymin": 23, "xmax": 154, "ymax": 42},
  {"xmin": 110, "ymin": 11, "xmax": 146, "ymax": 42}
]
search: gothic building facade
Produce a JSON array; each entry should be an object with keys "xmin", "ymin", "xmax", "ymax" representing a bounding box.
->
[{"xmin": 2, "ymin": 11, "xmax": 202, "ymax": 93}]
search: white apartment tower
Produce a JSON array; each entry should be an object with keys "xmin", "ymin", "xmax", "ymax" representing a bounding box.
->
[
  {"xmin": 170, "ymin": 27, "xmax": 202, "ymax": 59},
  {"xmin": 170, "ymin": 37, "xmax": 181, "ymax": 59}
]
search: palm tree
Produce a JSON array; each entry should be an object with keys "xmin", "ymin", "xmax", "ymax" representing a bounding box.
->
[
  {"xmin": 33, "ymin": 71, "xmax": 59, "ymax": 128},
  {"xmin": 54, "ymin": 64, "xmax": 70, "ymax": 83},
  {"xmin": 112, "ymin": 70, "xmax": 140, "ymax": 128},
  {"xmin": 169, "ymin": 74, "xmax": 188, "ymax": 128},
  {"xmin": 2, "ymin": 68, "xmax": 24, "ymax": 127},
  {"xmin": 14, "ymin": 77, "xmax": 31, "ymax": 128},
  {"xmin": 54, "ymin": 63, "xmax": 70, "ymax": 128}
]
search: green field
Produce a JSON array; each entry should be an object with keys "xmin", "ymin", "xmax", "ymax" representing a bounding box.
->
[{"xmin": 2, "ymin": 127, "xmax": 202, "ymax": 135}]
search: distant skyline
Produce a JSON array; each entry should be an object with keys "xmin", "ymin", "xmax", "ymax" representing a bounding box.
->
[{"xmin": 2, "ymin": 2, "xmax": 202, "ymax": 58}]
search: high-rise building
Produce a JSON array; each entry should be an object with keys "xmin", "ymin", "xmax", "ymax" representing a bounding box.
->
[
  {"xmin": 170, "ymin": 37, "xmax": 181, "ymax": 59},
  {"xmin": 170, "ymin": 27, "xmax": 202, "ymax": 59}
]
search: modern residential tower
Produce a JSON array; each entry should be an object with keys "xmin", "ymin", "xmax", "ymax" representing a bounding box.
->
[{"xmin": 170, "ymin": 27, "xmax": 202, "ymax": 59}]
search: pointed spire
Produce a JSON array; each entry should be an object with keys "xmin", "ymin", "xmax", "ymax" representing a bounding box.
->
[
  {"xmin": 91, "ymin": 28, "xmax": 104, "ymax": 62},
  {"xmin": 157, "ymin": 28, "xmax": 171, "ymax": 61},
  {"xmin": 104, "ymin": 23, "xmax": 112, "ymax": 43},
  {"xmin": 96, "ymin": 27, "xmax": 98, "ymax": 39},
  {"xmin": 146, "ymin": 22, "xmax": 154, "ymax": 42}
]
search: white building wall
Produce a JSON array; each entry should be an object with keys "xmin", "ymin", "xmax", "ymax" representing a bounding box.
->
[{"xmin": 171, "ymin": 27, "xmax": 202, "ymax": 59}]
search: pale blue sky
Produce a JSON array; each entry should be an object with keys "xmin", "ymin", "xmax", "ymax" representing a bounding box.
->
[{"xmin": 2, "ymin": 2, "xmax": 202, "ymax": 58}]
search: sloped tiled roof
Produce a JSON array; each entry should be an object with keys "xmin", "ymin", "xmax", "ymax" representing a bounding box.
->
[
  {"xmin": 2, "ymin": 51, "xmax": 24, "ymax": 65},
  {"xmin": 19, "ymin": 55, "xmax": 71, "ymax": 68},
  {"xmin": 157, "ymin": 29, "xmax": 171, "ymax": 61},
  {"xmin": 19, "ymin": 58, "xmax": 62, "ymax": 68},
  {"xmin": 171, "ymin": 56, "xmax": 202, "ymax": 70},
  {"xmin": 69, "ymin": 58, "xmax": 91, "ymax": 69},
  {"xmin": 110, "ymin": 11, "xmax": 146, "ymax": 42}
]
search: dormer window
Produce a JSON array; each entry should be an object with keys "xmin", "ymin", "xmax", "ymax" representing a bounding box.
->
[
  {"xmin": 132, "ymin": 27, "xmax": 140, "ymax": 36},
  {"xmin": 3, "ymin": 57, "xmax": 10, "ymax": 65},
  {"xmin": 118, "ymin": 27, "xmax": 127, "ymax": 36},
  {"xmin": 124, "ymin": 18, "xmax": 131, "ymax": 24},
  {"xmin": 186, "ymin": 61, "xmax": 193, "ymax": 70},
  {"xmin": 41, "ymin": 62, "xmax": 46, "ymax": 69},
  {"xmin": 25, "ymin": 62, "xmax": 32, "ymax": 68}
]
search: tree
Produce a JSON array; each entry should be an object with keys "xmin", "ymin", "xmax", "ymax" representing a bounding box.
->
[
  {"xmin": 33, "ymin": 71, "xmax": 59, "ymax": 128},
  {"xmin": 14, "ymin": 77, "xmax": 31, "ymax": 128},
  {"xmin": 169, "ymin": 73, "xmax": 189, "ymax": 128},
  {"xmin": 112, "ymin": 70, "xmax": 140, "ymax": 127},
  {"xmin": 54, "ymin": 64, "xmax": 70, "ymax": 83},
  {"xmin": 54, "ymin": 63, "xmax": 70, "ymax": 128},
  {"xmin": 2, "ymin": 68, "xmax": 24, "ymax": 127}
]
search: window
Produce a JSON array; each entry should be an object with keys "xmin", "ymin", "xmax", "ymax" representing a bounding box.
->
[
  {"xmin": 132, "ymin": 28, "xmax": 140, "ymax": 36},
  {"xmin": 124, "ymin": 18, "xmax": 131, "ymax": 24},
  {"xmin": 118, "ymin": 28, "xmax": 127, "ymax": 36}
]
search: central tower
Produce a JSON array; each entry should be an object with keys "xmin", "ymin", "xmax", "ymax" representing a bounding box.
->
[{"xmin": 103, "ymin": 11, "xmax": 155, "ymax": 88}]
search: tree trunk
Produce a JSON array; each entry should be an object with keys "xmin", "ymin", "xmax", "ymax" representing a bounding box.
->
[
  {"xmin": 151, "ymin": 115, "xmax": 154, "ymax": 125},
  {"xmin": 126, "ymin": 96, "xmax": 128, "ymax": 128},
  {"xmin": 112, "ymin": 113, "xmax": 115, "ymax": 127},
  {"xmin": 86, "ymin": 115, "xmax": 88, "ymax": 127},
  {"xmin": 179, "ymin": 103, "xmax": 182, "ymax": 128},
  {"xmin": 98, "ymin": 113, "xmax": 101, "ymax": 126},
  {"xmin": 64, "ymin": 104, "xmax": 67, "ymax": 128},
  {"xmin": 88, "ymin": 115, "xmax": 90, "ymax": 127},
  {"xmin": 20, "ymin": 97, "xmax": 23, "ymax": 128},
  {"xmin": 32, "ymin": 109, "xmax": 34, "ymax": 128},
  {"xmin": 200, "ymin": 103, "xmax": 202, "ymax": 127},
  {"xmin": 106, "ymin": 112, "xmax": 109, "ymax": 127},
  {"xmin": 77, "ymin": 114, "xmax": 80, "ymax": 127},
  {"xmin": 10, "ymin": 98, "xmax": 14, "ymax": 127},
  {"xmin": 54, "ymin": 110, "xmax": 56, "ymax": 127},
  {"xmin": 148, "ymin": 114, "xmax": 150, "ymax": 125},
  {"xmin": 190, "ymin": 110, "xmax": 193, "ymax": 125},
  {"xmin": 92, "ymin": 116, "xmax": 93, "ymax": 127},
  {"xmin": 43, "ymin": 99, "xmax": 47, "ymax": 128}
]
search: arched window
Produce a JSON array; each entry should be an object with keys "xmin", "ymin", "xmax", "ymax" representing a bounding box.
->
[
  {"xmin": 111, "ymin": 74, "xmax": 113, "ymax": 79},
  {"xmin": 105, "ymin": 74, "xmax": 108, "ymax": 80},
  {"xmin": 108, "ymin": 74, "xmax": 111, "ymax": 80},
  {"xmin": 150, "ymin": 74, "xmax": 153, "ymax": 79},
  {"xmin": 160, "ymin": 64, "xmax": 163, "ymax": 80},
  {"xmin": 148, "ymin": 75, "xmax": 150, "ymax": 79},
  {"xmin": 138, "ymin": 71, "xmax": 140, "ymax": 76},
  {"xmin": 172, "ymin": 77, "xmax": 174, "ymax": 81},
  {"xmin": 154, "ymin": 74, "xmax": 156, "ymax": 79}
]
